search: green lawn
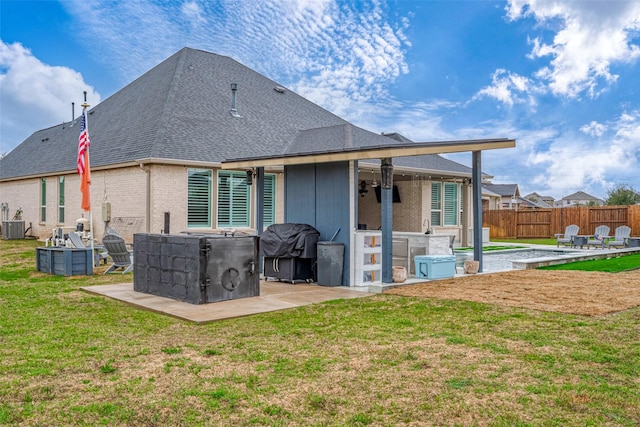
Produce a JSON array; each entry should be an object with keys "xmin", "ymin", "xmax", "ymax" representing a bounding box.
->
[
  {"xmin": 1, "ymin": 239, "xmax": 639, "ymax": 426},
  {"xmin": 492, "ymin": 238, "xmax": 558, "ymax": 246},
  {"xmin": 539, "ymin": 253, "xmax": 640, "ymax": 272},
  {"xmin": 457, "ymin": 245, "xmax": 528, "ymax": 251}
]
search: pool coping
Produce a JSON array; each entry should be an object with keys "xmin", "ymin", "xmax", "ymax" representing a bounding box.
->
[{"xmin": 502, "ymin": 245, "xmax": 640, "ymax": 270}]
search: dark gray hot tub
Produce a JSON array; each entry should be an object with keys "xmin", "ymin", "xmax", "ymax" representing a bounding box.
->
[{"xmin": 133, "ymin": 233, "xmax": 259, "ymax": 304}]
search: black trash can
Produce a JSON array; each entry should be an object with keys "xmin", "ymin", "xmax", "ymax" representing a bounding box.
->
[{"xmin": 316, "ymin": 241, "xmax": 344, "ymax": 286}]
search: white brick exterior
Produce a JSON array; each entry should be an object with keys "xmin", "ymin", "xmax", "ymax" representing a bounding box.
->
[{"xmin": 0, "ymin": 164, "xmax": 284, "ymax": 243}]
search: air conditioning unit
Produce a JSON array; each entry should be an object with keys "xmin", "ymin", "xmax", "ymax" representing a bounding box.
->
[{"xmin": 2, "ymin": 221, "xmax": 25, "ymax": 240}]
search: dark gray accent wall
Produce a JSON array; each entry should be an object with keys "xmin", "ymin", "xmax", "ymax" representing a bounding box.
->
[{"xmin": 284, "ymin": 162, "xmax": 351, "ymax": 285}]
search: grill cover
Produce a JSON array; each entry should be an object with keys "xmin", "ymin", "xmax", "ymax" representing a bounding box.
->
[{"xmin": 260, "ymin": 223, "xmax": 320, "ymax": 258}]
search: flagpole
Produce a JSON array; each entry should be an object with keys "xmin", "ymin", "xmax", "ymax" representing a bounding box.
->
[{"xmin": 81, "ymin": 92, "xmax": 94, "ymax": 267}]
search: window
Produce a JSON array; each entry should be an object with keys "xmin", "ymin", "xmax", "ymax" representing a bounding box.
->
[
  {"xmin": 58, "ymin": 176, "xmax": 65, "ymax": 224},
  {"xmin": 40, "ymin": 178, "xmax": 46, "ymax": 222},
  {"xmin": 443, "ymin": 182, "xmax": 458, "ymax": 226},
  {"xmin": 431, "ymin": 182, "xmax": 460, "ymax": 226},
  {"xmin": 430, "ymin": 183, "xmax": 441, "ymax": 226},
  {"xmin": 263, "ymin": 174, "xmax": 276, "ymax": 227},
  {"xmin": 217, "ymin": 171, "xmax": 250, "ymax": 227},
  {"xmin": 187, "ymin": 169, "xmax": 212, "ymax": 227}
]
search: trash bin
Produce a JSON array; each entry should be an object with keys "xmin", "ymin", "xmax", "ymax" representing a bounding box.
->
[{"xmin": 316, "ymin": 241, "xmax": 344, "ymax": 286}]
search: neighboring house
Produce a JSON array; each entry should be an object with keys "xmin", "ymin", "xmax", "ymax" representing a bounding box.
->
[
  {"xmin": 516, "ymin": 197, "xmax": 544, "ymax": 209},
  {"xmin": 482, "ymin": 186, "xmax": 502, "ymax": 210},
  {"xmin": 0, "ymin": 47, "xmax": 515, "ymax": 285},
  {"xmin": 482, "ymin": 184, "xmax": 521, "ymax": 209},
  {"xmin": 523, "ymin": 192, "xmax": 554, "ymax": 208},
  {"xmin": 555, "ymin": 191, "xmax": 604, "ymax": 207}
]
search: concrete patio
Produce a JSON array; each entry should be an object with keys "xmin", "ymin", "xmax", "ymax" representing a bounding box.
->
[{"xmin": 81, "ymin": 280, "xmax": 373, "ymax": 324}]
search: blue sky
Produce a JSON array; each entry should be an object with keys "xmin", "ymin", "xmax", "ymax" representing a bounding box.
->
[{"xmin": 1, "ymin": 0, "xmax": 639, "ymax": 200}]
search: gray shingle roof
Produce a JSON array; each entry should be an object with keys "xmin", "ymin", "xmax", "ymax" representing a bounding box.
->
[
  {"xmin": 562, "ymin": 191, "xmax": 600, "ymax": 201},
  {"xmin": 1, "ymin": 47, "xmax": 475, "ymax": 180},
  {"xmin": 483, "ymin": 183, "xmax": 520, "ymax": 197}
]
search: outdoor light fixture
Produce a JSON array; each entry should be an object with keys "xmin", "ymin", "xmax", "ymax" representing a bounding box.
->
[
  {"xmin": 359, "ymin": 180, "xmax": 368, "ymax": 197},
  {"xmin": 371, "ymin": 171, "xmax": 379, "ymax": 187},
  {"xmin": 381, "ymin": 158, "xmax": 393, "ymax": 189},
  {"xmin": 246, "ymin": 170, "xmax": 253, "ymax": 185}
]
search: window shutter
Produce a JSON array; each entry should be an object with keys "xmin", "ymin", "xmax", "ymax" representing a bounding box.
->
[
  {"xmin": 187, "ymin": 169, "xmax": 212, "ymax": 227},
  {"xmin": 431, "ymin": 182, "xmax": 441, "ymax": 226},
  {"xmin": 217, "ymin": 171, "xmax": 250, "ymax": 227},
  {"xmin": 444, "ymin": 182, "xmax": 458, "ymax": 226},
  {"xmin": 230, "ymin": 175, "xmax": 249, "ymax": 226},
  {"xmin": 263, "ymin": 174, "xmax": 276, "ymax": 226}
]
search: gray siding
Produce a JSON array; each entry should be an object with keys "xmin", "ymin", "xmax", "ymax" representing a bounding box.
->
[{"xmin": 285, "ymin": 162, "xmax": 351, "ymax": 285}]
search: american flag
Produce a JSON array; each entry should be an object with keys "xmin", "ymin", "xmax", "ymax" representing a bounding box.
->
[{"xmin": 77, "ymin": 111, "xmax": 90, "ymax": 175}]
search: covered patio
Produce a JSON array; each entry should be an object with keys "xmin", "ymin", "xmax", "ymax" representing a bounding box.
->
[{"xmin": 222, "ymin": 127, "xmax": 516, "ymax": 286}]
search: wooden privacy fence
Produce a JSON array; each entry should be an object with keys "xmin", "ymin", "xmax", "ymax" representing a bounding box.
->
[{"xmin": 483, "ymin": 205, "xmax": 640, "ymax": 239}]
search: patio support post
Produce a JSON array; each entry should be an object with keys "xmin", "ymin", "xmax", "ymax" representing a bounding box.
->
[
  {"xmin": 472, "ymin": 151, "xmax": 483, "ymax": 272},
  {"xmin": 381, "ymin": 158, "xmax": 393, "ymax": 283},
  {"xmin": 461, "ymin": 179, "xmax": 470, "ymax": 247}
]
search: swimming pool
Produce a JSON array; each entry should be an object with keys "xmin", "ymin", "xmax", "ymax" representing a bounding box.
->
[{"xmin": 454, "ymin": 249, "xmax": 579, "ymax": 272}]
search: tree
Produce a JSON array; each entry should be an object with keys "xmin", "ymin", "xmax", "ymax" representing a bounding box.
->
[{"xmin": 605, "ymin": 184, "xmax": 640, "ymax": 206}]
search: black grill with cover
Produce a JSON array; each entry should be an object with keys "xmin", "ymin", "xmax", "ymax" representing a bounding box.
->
[{"xmin": 260, "ymin": 223, "xmax": 320, "ymax": 283}]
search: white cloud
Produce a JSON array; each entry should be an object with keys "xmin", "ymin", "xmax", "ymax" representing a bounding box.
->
[
  {"xmin": 473, "ymin": 69, "xmax": 537, "ymax": 107},
  {"xmin": 181, "ymin": 1, "xmax": 206, "ymax": 25},
  {"xmin": 580, "ymin": 121, "xmax": 607, "ymax": 137},
  {"xmin": 506, "ymin": 0, "xmax": 640, "ymax": 98},
  {"xmin": 0, "ymin": 41, "xmax": 100, "ymax": 153},
  {"xmin": 523, "ymin": 111, "xmax": 640, "ymax": 197},
  {"xmin": 60, "ymin": 0, "xmax": 410, "ymax": 116}
]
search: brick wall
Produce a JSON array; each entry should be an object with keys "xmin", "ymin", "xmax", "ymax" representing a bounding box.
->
[{"xmin": 356, "ymin": 179, "xmax": 436, "ymax": 233}]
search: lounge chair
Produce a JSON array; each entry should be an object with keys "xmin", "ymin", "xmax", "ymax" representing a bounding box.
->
[
  {"xmin": 555, "ymin": 224, "xmax": 579, "ymax": 247},
  {"xmin": 604, "ymin": 226, "xmax": 631, "ymax": 249},
  {"xmin": 68, "ymin": 231, "xmax": 108, "ymax": 266},
  {"xmin": 102, "ymin": 233, "xmax": 134, "ymax": 274},
  {"xmin": 586, "ymin": 225, "xmax": 610, "ymax": 249}
]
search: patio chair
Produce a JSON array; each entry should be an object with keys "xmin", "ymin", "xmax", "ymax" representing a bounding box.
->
[
  {"xmin": 68, "ymin": 231, "xmax": 109, "ymax": 266},
  {"xmin": 586, "ymin": 225, "xmax": 610, "ymax": 249},
  {"xmin": 555, "ymin": 224, "xmax": 579, "ymax": 247},
  {"xmin": 604, "ymin": 225, "xmax": 631, "ymax": 249},
  {"xmin": 102, "ymin": 233, "xmax": 134, "ymax": 274}
]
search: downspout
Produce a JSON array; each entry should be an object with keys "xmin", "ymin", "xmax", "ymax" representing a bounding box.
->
[{"xmin": 139, "ymin": 163, "xmax": 151, "ymax": 233}]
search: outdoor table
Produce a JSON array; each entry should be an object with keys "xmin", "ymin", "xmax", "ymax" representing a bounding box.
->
[
  {"xmin": 571, "ymin": 235, "xmax": 589, "ymax": 249},
  {"xmin": 627, "ymin": 237, "xmax": 640, "ymax": 247}
]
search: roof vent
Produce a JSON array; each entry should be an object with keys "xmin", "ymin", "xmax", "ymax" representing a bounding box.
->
[
  {"xmin": 274, "ymin": 86, "xmax": 286, "ymax": 94},
  {"xmin": 230, "ymin": 83, "xmax": 242, "ymax": 118}
]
